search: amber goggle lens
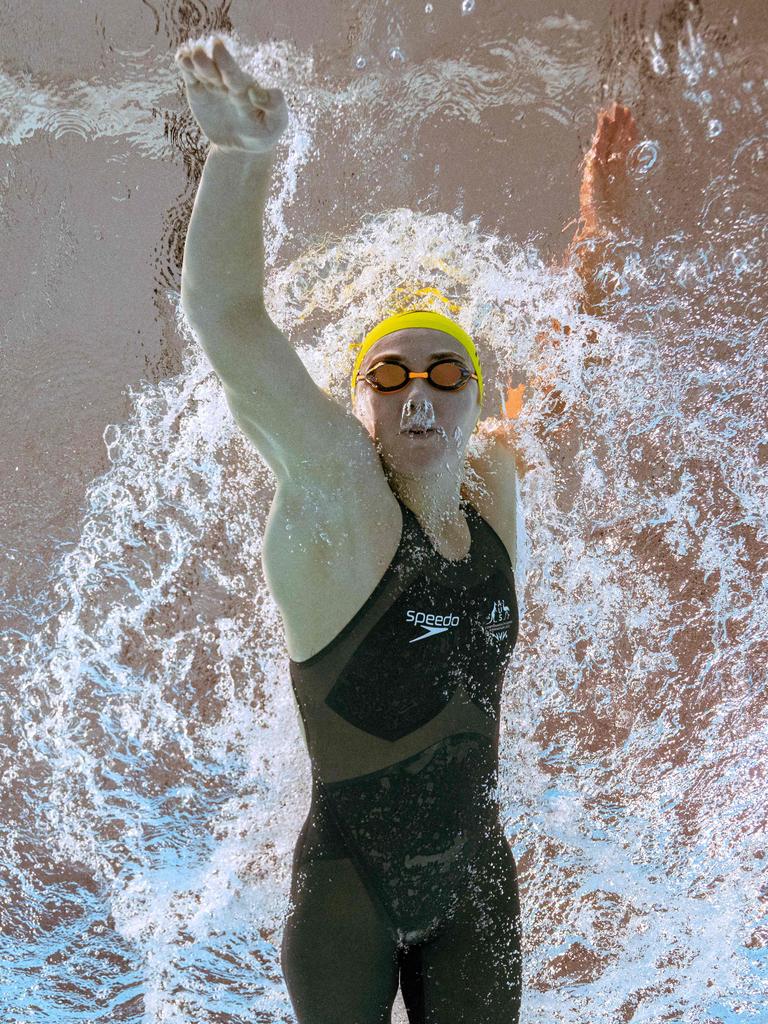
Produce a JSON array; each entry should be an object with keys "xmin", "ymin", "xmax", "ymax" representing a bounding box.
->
[{"xmin": 367, "ymin": 359, "xmax": 467, "ymax": 391}]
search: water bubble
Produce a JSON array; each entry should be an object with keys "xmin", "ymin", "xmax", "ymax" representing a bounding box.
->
[
  {"xmin": 629, "ymin": 139, "xmax": 660, "ymax": 177},
  {"xmin": 648, "ymin": 31, "xmax": 669, "ymax": 76},
  {"xmin": 675, "ymin": 250, "xmax": 712, "ymax": 289},
  {"xmin": 733, "ymin": 136, "xmax": 768, "ymax": 183},
  {"xmin": 650, "ymin": 51, "xmax": 669, "ymax": 75},
  {"xmin": 708, "ymin": 118, "xmax": 723, "ymax": 138},
  {"xmin": 461, "ymin": 0, "xmax": 476, "ymax": 13},
  {"xmin": 389, "ymin": 47, "xmax": 405, "ymax": 62},
  {"xmin": 355, "ymin": 55, "xmax": 367, "ymax": 70},
  {"xmin": 730, "ymin": 250, "xmax": 749, "ymax": 276},
  {"xmin": 595, "ymin": 266, "xmax": 626, "ymax": 296}
]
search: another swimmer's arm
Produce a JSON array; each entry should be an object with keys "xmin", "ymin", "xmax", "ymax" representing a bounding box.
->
[
  {"xmin": 470, "ymin": 105, "xmax": 638, "ymax": 469},
  {"xmin": 564, "ymin": 102, "xmax": 638, "ymax": 316},
  {"xmin": 472, "ymin": 385, "xmax": 530, "ymax": 481}
]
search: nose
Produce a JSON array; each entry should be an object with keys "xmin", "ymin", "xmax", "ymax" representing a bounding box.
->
[
  {"xmin": 402, "ymin": 395, "xmax": 432, "ymax": 415},
  {"xmin": 400, "ymin": 393, "xmax": 436, "ymax": 431}
]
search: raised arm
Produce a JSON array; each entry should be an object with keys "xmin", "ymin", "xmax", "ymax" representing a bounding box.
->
[
  {"xmin": 176, "ymin": 36, "xmax": 373, "ymax": 485},
  {"xmin": 565, "ymin": 101, "xmax": 638, "ymax": 315},
  {"xmin": 472, "ymin": 103, "xmax": 639, "ymax": 476}
]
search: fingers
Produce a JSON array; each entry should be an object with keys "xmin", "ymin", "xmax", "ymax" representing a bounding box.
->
[
  {"xmin": 175, "ymin": 43, "xmax": 219, "ymax": 90},
  {"xmin": 502, "ymin": 384, "xmax": 524, "ymax": 419},
  {"xmin": 588, "ymin": 101, "xmax": 638, "ymax": 163},
  {"xmin": 193, "ymin": 48, "xmax": 226, "ymax": 88},
  {"xmin": 597, "ymin": 102, "xmax": 636, "ymax": 136},
  {"xmin": 592, "ymin": 113, "xmax": 610, "ymax": 163},
  {"xmin": 175, "ymin": 35, "xmax": 274, "ymax": 108},
  {"xmin": 175, "ymin": 51, "xmax": 203, "ymax": 89},
  {"xmin": 211, "ymin": 37, "xmax": 262, "ymax": 98}
]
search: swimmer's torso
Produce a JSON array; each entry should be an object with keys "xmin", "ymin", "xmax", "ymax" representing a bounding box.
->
[
  {"xmin": 288, "ymin": 494, "xmax": 519, "ymax": 938},
  {"xmin": 262, "ymin": 456, "xmax": 516, "ymax": 663}
]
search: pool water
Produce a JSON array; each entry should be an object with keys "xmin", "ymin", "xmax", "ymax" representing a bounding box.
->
[{"xmin": 1, "ymin": 2, "xmax": 766, "ymax": 1021}]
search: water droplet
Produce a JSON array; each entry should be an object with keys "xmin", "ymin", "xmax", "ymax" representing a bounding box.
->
[
  {"xmin": 424, "ymin": 2, "xmax": 433, "ymax": 11},
  {"xmin": 730, "ymin": 250, "xmax": 749, "ymax": 275},
  {"xmin": 707, "ymin": 118, "xmax": 723, "ymax": 138},
  {"xmin": 648, "ymin": 37, "xmax": 669, "ymax": 76},
  {"xmin": 650, "ymin": 53, "xmax": 668, "ymax": 75},
  {"xmin": 355, "ymin": 55, "xmax": 367, "ymax": 70},
  {"xmin": 461, "ymin": 0, "xmax": 475, "ymax": 13},
  {"xmin": 389, "ymin": 46, "xmax": 405, "ymax": 62},
  {"xmin": 629, "ymin": 139, "xmax": 660, "ymax": 177}
]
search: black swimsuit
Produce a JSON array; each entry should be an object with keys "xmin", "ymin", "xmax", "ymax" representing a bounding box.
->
[{"xmin": 281, "ymin": 495, "xmax": 523, "ymax": 1023}]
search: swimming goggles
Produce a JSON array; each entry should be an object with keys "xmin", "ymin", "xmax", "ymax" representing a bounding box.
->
[{"xmin": 355, "ymin": 358, "xmax": 479, "ymax": 394}]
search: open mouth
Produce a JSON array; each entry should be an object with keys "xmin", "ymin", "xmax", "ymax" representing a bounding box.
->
[{"xmin": 403, "ymin": 427, "xmax": 435, "ymax": 435}]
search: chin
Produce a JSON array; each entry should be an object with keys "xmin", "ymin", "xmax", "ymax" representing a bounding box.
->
[{"xmin": 380, "ymin": 432, "xmax": 451, "ymax": 472}]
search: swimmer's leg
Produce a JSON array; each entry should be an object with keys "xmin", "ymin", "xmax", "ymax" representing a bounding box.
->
[
  {"xmin": 397, "ymin": 834, "xmax": 523, "ymax": 1024},
  {"xmin": 281, "ymin": 855, "xmax": 400, "ymax": 1024}
]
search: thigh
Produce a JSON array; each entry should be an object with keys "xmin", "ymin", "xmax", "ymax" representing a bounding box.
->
[
  {"xmin": 281, "ymin": 853, "xmax": 401, "ymax": 1024},
  {"xmin": 398, "ymin": 834, "xmax": 523, "ymax": 1024}
]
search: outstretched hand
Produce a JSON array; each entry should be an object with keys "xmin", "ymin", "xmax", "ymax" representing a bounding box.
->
[
  {"xmin": 490, "ymin": 105, "xmax": 638, "ymax": 461},
  {"xmin": 471, "ymin": 384, "xmax": 529, "ymax": 479},
  {"xmin": 564, "ymin": 101, "xmax": 638, "ymax": 314},
  {"xmin": 575, "ymin": 101, "xmax": 638, "ymax": 242},
  {"xmin": 175, "ymin": 35, "xmax": 289, "ymax": 154}
]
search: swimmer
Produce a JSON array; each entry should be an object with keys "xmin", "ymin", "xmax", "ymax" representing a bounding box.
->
[{"xmin": 175, "ymin": 34, "xmax": 635, "ymax": 1024}]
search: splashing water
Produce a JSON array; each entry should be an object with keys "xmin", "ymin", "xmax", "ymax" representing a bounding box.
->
[{"xmin": 1, "ymin": 10, "xmax": 767, "ymax": 1024}]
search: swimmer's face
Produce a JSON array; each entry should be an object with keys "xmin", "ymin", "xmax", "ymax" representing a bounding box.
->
[{"xmin": 352, "ymin": 329, "xmax": 481, "ymax": 476}]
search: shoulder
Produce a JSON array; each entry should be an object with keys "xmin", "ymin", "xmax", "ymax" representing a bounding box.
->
[
  {"xmin": 262, "ymin": 452, "xmax": 400, "ymax": 598},
  {"xmin": 462, "ymin": 430, "xmax": 518, "ymax": 571}
]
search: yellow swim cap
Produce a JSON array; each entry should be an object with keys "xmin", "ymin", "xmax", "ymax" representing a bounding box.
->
[{"xmin": 350, "ymin": 309, "xmax": 483, "ymax": 405}]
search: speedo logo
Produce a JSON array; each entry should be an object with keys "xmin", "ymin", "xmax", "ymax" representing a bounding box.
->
[{"xmin": 405, "ymin": 608, "xmax": 460, "ymax": 643}]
